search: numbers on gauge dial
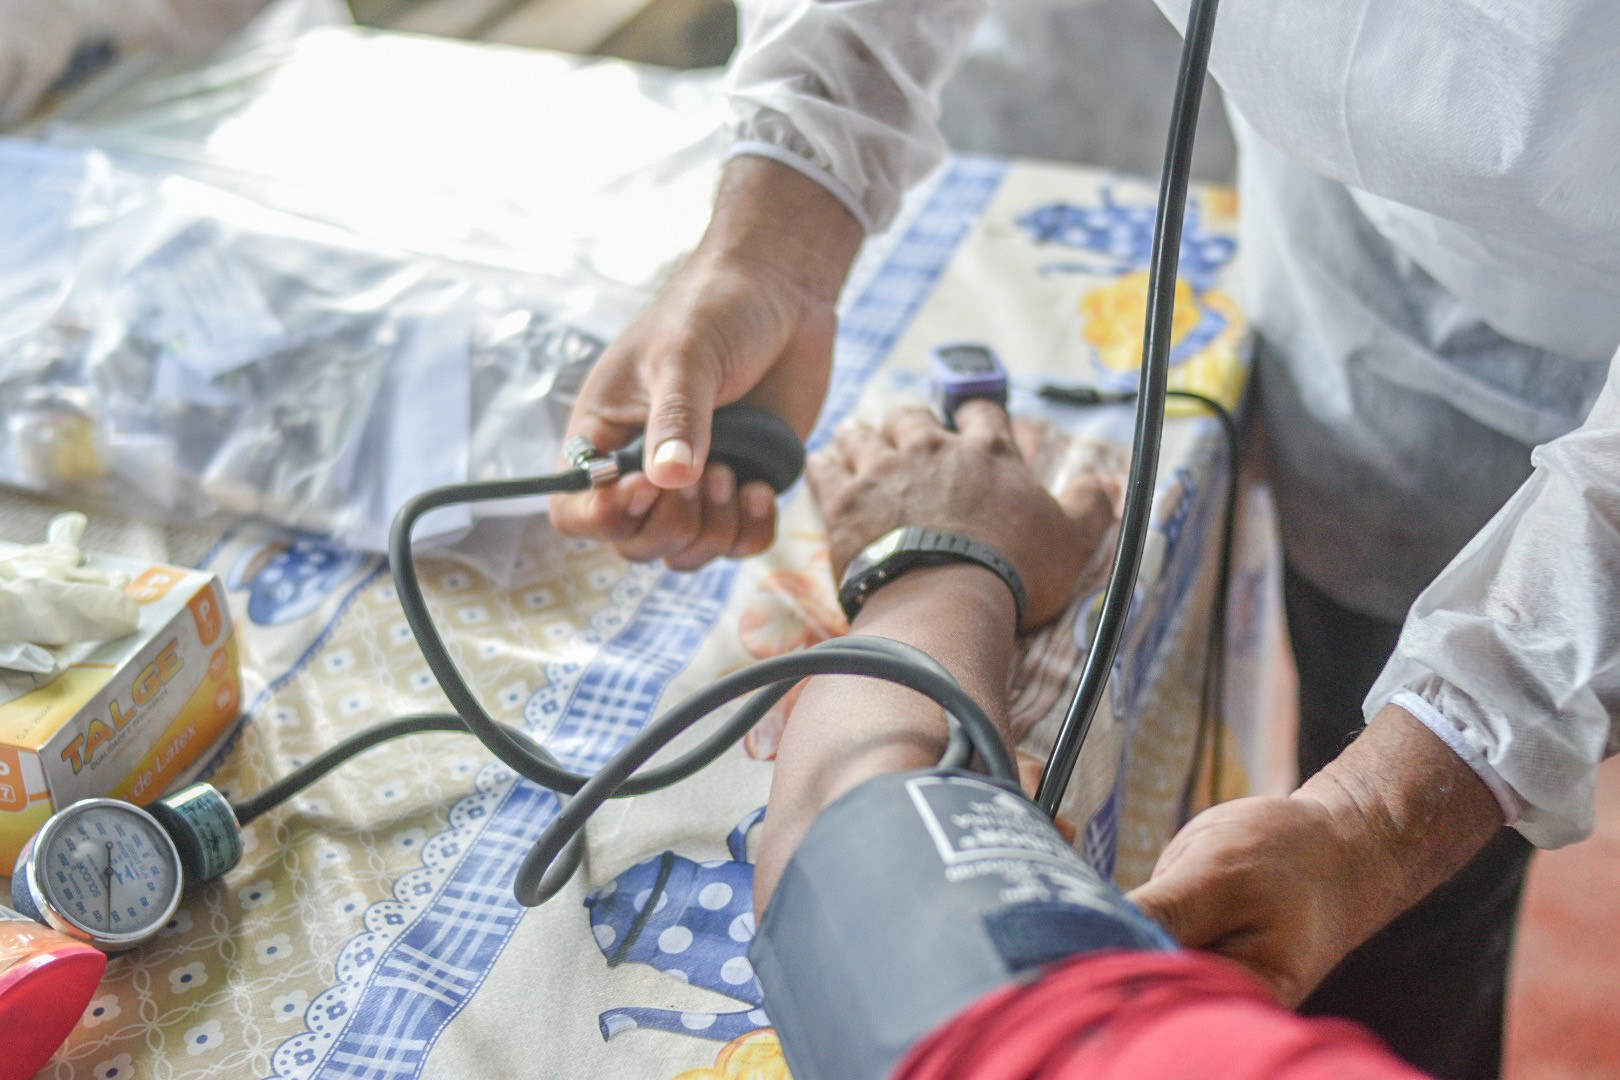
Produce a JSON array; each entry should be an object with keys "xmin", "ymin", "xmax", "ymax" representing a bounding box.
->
[{"xmin": 42, "ymin": 806, "xmax": 180, "ymax": 935}]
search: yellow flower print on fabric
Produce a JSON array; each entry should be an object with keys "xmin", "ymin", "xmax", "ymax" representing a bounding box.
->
[
  {"xmin": 1079, "ymin": 270, "xmax": 1247, "ymax": 413},
  {"xmin": 672, "ymin": 1028, "xmax": 791, "ymax": 1080}
]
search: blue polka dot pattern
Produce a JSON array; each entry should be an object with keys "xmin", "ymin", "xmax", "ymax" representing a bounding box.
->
[
  {"xmin": 585, "ymin": 808, "xmax": 768, "ymax": 1044},
  {"xmin": 229, "ymin": 534, "xmax": 374, "ymax": 627}
]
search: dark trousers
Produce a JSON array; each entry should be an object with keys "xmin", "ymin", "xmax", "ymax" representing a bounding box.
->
[{"xmin": 1284, "ymin": 563, "xmax": 1533, "ymax": 1080}]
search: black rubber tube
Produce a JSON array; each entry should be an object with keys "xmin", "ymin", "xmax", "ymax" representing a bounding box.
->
[{"xmin": 1036, "ymin": 0, "xmax": 1224, "ymax": 817}]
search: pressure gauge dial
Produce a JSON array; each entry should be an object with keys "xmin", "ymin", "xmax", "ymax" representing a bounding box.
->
[{"xmin": 11, "ymin": 799, "xmax": 184, "ymax": 952}]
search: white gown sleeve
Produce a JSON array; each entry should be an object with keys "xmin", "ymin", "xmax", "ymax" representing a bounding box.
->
[
  {"xmin": 726, "ymin": 0, "xmax": 988, "ymax": 233},
  {"xmin": 1368, "ymin": 346, "xmax": 1620, "ymax": 848}
]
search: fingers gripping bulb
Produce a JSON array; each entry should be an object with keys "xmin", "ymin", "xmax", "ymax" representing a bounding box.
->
[{"xmin": 567, "ymin": 406, "xmax": 806, "ymax": 493}]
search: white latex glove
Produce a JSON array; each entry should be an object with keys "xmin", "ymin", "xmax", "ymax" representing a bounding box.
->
[{"xmin": 0, "ymin": 513, "xmax": 138, "ymax": 675}]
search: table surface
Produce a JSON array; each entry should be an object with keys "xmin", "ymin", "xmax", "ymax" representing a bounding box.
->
[{"xmin": 1, "ymin": 26, "xmax": 1282, "ymax": 1080}]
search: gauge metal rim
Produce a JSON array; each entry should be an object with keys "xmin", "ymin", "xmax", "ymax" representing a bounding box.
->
[{"xmin": 22, "ymin": 797, "xmax": 186, "ymax": 951}]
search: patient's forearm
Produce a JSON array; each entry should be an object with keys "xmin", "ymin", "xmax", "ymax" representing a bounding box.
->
[{"xmin": 753, "ymin": 564, "xmax": 1018, "ymax": 912}]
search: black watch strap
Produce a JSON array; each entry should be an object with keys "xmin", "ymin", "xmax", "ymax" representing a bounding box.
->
[{"xmin": 837, "ymin": 527, "xmax": 1027, "ymax": 625}]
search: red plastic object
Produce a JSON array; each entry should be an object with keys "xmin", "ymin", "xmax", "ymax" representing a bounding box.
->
[{"xmin": 0, "ymin": 921, "xmax": 108, "ymax": 1080}]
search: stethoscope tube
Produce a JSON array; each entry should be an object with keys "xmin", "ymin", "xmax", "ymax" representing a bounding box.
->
[
  {"xmin": 383, "ymin": 411, "xmax": 1017, "ymax": 907},
  {"xmin": 1035, "ymin": 0, "xmax": 1224, "ymax": 817}
]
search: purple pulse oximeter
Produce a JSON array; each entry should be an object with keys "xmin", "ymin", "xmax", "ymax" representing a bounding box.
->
[{"xmin": 929, "ymin": 343, "xmax": 1009, "ymax": 429}]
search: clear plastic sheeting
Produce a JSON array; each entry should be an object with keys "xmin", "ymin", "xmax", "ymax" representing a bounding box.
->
[
  {"xmin": 0, "ymin": 26, "xmax": 742, "ymax": 551},
  {"xmin": 47, "ymin": 28, "xmax": 732, "ymax": 291},
  {"xmin": 0, "ymin": 140, "xmax": 646, "ymax": 551}
]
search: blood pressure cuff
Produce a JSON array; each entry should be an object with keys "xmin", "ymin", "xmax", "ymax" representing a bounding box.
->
[{"xmin": 749, "ymin": 769, "xmax": 1174, "ymax": 1080}]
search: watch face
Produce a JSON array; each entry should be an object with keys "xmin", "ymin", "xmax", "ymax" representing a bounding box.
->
[
  {"xmin": 857, "ymin": 529, "xmax": 910, "ymax": 572},
  {"xmin": 29, "ymin": 800, "xmax": 184, "ymax": 948}
]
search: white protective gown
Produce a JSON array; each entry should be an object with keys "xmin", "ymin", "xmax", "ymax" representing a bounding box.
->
[{"xmin": 726, "ymin": 0, "xmax": 1620, "ymax": 847}]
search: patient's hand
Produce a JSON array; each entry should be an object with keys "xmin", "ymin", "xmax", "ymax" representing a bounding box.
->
[{"xmin": 806, "ymin": 401, "xmax": 1117, "ymax": 631}]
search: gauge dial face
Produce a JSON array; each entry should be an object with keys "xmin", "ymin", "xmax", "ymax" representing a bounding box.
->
[{"xmin": 33, "ymin": 800, "xmax": 183, "ymax": 945}]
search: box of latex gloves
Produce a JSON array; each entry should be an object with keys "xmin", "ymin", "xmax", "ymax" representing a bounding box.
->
[{"xmin": 0, "ymin": 515, "xmax": 242, "ymax": 867}]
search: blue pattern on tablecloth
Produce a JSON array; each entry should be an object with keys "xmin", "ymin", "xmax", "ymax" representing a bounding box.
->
[{"xmin": 586, "ymin": 808, "xmax": 768, "ymax": 1044}]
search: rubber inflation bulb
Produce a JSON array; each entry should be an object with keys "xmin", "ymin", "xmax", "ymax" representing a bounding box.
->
[{"xmin": 611, "ymin": 405, "xmax": 805, "ymax": 493}]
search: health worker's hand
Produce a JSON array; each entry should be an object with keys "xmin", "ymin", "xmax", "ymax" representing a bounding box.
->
[
  {"xmin": 808, "ymin": 401, "xmax": 1119, "ymax": 632},
  {"xmin": 551, "ymin": 157, "xmax": 864, "ymax": 571},
  {"xmin": 1125, "ymin": 795, "xmax": 1382, "ymax": 1007},
  {"xmin": 1127, "ymin": 705, "xmax": 1505, "ymax": 1007}
]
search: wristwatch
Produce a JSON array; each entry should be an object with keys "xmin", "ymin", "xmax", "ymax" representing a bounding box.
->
[{"xmin": 837, "ymin": 527, "xmax": 1027, "ymax": 625}]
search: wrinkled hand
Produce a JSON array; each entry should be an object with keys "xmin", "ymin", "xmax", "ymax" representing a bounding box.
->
[
  {"xmin": 551, "ymin": 158, "xmax": 862, "ymax": 571},
  {"xmin": 808, "ymin": 401, "xmax": 1118, "ymax": 631},
  {"xmin": 1126, "ymin": 795, "xmax": 1389, "ymax": 1007},
  {"xmin": 1126, "ymin": 706, "xmax": 1505, "ymax": 1008}
]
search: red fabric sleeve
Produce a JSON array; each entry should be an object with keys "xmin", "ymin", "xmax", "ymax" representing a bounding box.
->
[{"xmin": 893, "ymin": 950, "xmax": 1430, "ymax": 1080}]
